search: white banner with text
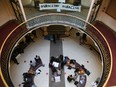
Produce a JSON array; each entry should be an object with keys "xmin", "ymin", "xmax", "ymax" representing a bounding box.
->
[{"xmin": 39, "ymin": 3, "xmax": 81, "ymax": 12}]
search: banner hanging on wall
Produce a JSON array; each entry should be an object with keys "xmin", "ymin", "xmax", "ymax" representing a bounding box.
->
[{"xmin": 39, "ymin": 3, "xmax": 81, "ymax": 12}]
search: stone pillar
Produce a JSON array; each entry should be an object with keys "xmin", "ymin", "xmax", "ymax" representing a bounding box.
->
[
  {"xmin": 65, "ymin": 26, "xmax": 70, "ymax": 36},
  {"xmin": 43, "ymin": 26, "xmax": 48, "ymax": 36}
]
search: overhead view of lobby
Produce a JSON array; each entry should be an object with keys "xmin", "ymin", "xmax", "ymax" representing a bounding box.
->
[
  {"xmin": 0, "ymin": 0, "xmax": 116, "ymax": 87},
  {"xmin": 10, "ymin": 27, "xmax": 102, "ymax": 87}
]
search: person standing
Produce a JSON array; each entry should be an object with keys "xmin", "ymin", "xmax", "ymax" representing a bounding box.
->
[
  {"xmin": 25, "ymin": 34, "xmax": 34, "ymax": 44},
  {"xmin": 11, "ymin": 53, "xmax": 19, "ymax": 65},
  {"xmin": 34, "ymin": 0, "xmax": 40, "ymax": 8},
  {"xmin": 53, "ymin": 34, "xmax": 56, "ymax": 43},
  {"xmin": 32, "ymin": 30, "xmax": 37, "ymax": 38},
  {"xmin": 80, "ymin": 33, "xmax": 87, "ymax": 45}
]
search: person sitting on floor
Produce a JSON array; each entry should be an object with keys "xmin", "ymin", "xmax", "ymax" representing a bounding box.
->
[
  {"xmin": 74, "ymin": 67, "xmax": 80, "ymax": 74},
  {"xmin": 73, "ymin": 73, "xmax": 78, "ymax": 80},
  {"xmin": 30, "ymin": 60, "xmax": 36, "ymax": 67},
  {"xmin": 58, "ymin": 54, "xmax": 63, "ymax": 62},
  {"xmin": 92, "ymin": 81, "xmax": 98, "ymax": 87},
  {"xmin": 74, "ymin": 81, "xmax": 79, "ymax": 86},
  {"xmin": 22, "ymin": 72, "xmax": 34, "ymax": 87},
  {"xmin": 64, "ymin": 56, "xmax": 69, "ymax": 63},
  {"xmin": 57, "ymin": 69, "xmax": 62, "ymax": 76},
  {"xmin": 67, "ymin": 59, "xmax": 76, "ymax": 69},
  {"xmin": 67, "ymin": 75, "xmax": 75, "ymax": 82},
  {"xmin": 78, "ymin": 68, "xmax": 85, "ymax": 75},
  {"xmin": 34, "ymin": 55, "xmax": 41, "ymax": 63},
  {"xmin": 70, "ymin": 59, "xmax": 76, "ymax": 65},
  {"xmin": 51, "ymin": 65, "xmax": 57, "ymax": 75},
  {"xmin": 34, "ymin": 55, "xmax": 44, "ymax": 67}
]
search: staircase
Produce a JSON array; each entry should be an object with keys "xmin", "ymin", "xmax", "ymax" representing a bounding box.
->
[{"xmin": 47, "ymin": 25, "xmax": 66, "ymax": 36}]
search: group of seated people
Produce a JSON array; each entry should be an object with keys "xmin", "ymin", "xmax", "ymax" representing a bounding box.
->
[
  {"xmin": 49, "ymin": 55, "xmax": 63, "ymax": 82},
  {"xmin": 22, "ymin": 55, "xmax": 44, "ymax": 87},
  {"xmin": 29, "ymin": 55, "xmax": 44, "ymax": 71},
  {"xmin": 22, "ymin": 72, "xmax": 35, "ymax": 87},
  {"xmin": 67, "ymin": 74, "xmax": 86, "ymax": 86},
  {"xmin": 49, "ymin": 54, "xmax": 90, "ymax": 84},
  {"xmin": 64, "ymin": 56, "xmax": 90, "ymax": 87},
  {"xmin": 63, "ymin": 56, "xmax": 90, "ymax": 76}
]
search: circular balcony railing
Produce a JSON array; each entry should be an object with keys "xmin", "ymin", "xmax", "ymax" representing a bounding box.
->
[{"xmin": 0, "ymin": 13, "xmax": 112, "ymax": 87}]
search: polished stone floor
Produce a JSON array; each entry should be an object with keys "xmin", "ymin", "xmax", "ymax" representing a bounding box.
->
[{"xmin": 10, "ymin": 31, "xmax": 102, "ymax": 87}]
